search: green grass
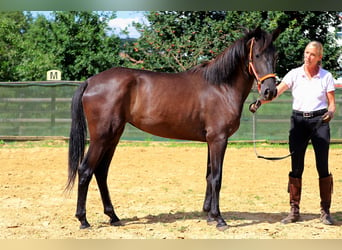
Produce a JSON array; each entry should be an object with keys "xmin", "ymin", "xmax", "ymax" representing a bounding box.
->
[
  {"xmin": 333, "ymin": 212, "xmax": 342, "ymax": 222},
  {"xmin": 0, "ymin": 139, "xmax": 69, "ymax": 148}
]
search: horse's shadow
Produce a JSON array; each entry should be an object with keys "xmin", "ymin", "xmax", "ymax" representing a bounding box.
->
[{"xmin": 118, "ymin": 210, "xmax": 342, "ymax": 228}]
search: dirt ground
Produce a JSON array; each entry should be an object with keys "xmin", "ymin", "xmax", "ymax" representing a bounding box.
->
[{"xmin": 0, "ymin": 140, "xmax": 342, "ymax": 239}]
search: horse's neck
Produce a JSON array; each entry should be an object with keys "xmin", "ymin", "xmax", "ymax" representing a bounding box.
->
[{"xmin": 231, "ymin": 75, "xmax": 254, "ymax": 104}]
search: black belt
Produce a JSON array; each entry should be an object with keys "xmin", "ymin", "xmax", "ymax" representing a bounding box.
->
[{"xmin": 293, "ymin": 109, "xmax": 327, "ymax": 118}]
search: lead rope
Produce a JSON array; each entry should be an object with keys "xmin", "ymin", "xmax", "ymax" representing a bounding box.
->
[{"xmin": 252, "ymin": 113, "xmax": 293, "ymax": 160}]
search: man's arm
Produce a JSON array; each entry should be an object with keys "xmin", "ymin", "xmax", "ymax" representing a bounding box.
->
[{"xmin": 322, "ymin": 91, "xmax": 336, "ymax": 122}]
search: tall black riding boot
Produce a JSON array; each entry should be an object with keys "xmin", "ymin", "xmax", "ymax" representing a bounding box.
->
[
  {"xmin": 319, "ymin": 174, "xmax": 334, "ymax": 225},
  {"xmin": 281, "ymin": 175, "xmax": 302, "ymax": 224}
]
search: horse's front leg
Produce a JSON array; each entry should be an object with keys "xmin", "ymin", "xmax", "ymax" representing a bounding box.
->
[
  {"xmin": 203, "ymin": 146, "xmax": 212, "ymax": 212},
  {"xmin": 206, "ymin": 139, "xmax": 228, "ymax": 231},
  {"xmin": 94, "ymin": 146, "xmax": 122, "ymax": 227}
]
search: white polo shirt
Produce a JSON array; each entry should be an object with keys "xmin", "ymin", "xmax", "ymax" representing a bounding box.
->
[{"xmin": 283, "ymin": 65, "xmax": 335, "ymax": 112}]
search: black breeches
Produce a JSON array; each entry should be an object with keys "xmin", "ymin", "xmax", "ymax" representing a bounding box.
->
[{"xmin": 289, "ymin": 114, "xmax": 330, "ymax": 179}]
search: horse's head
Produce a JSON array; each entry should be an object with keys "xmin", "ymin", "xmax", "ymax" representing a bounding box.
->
[{"xmin": 247, "ymin": 27, "xmax": 280, "ymax": 101}]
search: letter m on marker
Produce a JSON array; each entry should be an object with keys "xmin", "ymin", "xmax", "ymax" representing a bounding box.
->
[{"xmin": 47, "ymin": 70, "xmax": 62, "ymax": 80}]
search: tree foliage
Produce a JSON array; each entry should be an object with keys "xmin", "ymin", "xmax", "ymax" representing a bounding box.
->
[
  {"xmin": 0, "ymin": 11, "xmax": 121, "ymax": 81},
  {"xmin": 0, "ymin": 11, "xmax": 341, "ymax": 81},
  {"xmin": 125, "ymin": 11, "xmax": 265, "ymax": 72},
  {"xmin": 0, "ymin": 12, "xmax": 30, "ymax": 81},
  {"xmin": 48, "ymin": 11, "xmax": 121, "ymax": 80},
  {"xmin": 273, "ymin": 11, "xmax": 341, "ymax": 76},
  {"xmin": 125, "ymin": 11, "xmax": 341, "ymax": 78}
]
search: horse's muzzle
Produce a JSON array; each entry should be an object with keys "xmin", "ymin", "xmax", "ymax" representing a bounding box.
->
[
  {"xmin": 258, "ymin": 74, "xmax": 277, "ymax": 100},
  {"xmin": 262, "ymin": 85, "xmax": 277, "ymax": 101}
]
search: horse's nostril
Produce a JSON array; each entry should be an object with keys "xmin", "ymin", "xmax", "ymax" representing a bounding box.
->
[
  {"xmin": 264, "ymin": 89, "xmax": 270, "ymax": 99},
  {"xmin": 263, "ymin": 88, "xmax": 277, "ymax": 100}
]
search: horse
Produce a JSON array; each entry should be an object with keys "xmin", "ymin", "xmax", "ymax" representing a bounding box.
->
[{"xmin": 67, "ymin": 27, "xmax": 280, "ymax": 231}]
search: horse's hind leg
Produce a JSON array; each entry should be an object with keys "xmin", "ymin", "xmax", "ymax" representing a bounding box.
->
[
  {"xmin": 94, "ymin": 143, "xmax": 122, "ymax": 226},
  {"xmin": 75, "ymin": 149, "xmax": 95, "ymax": 229},
  {"xmin": 76, "ymin": 139, "xmax": 118, "ymax": 229}
]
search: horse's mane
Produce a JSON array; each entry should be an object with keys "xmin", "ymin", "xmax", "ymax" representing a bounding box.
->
[{"xmin": 188, "ymin": 27, "xmax": 273, "ymax": 85}]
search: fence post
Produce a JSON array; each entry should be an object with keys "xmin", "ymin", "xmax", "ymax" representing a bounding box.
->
[
  {"xmin": 47, "ymin": 70, "xmax": 61, "ymax": 135},
  {"xmin": 50, "ymin": 87, "xmax": 56, "ymax": 134}
]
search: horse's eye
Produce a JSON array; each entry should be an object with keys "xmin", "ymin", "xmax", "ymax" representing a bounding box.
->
[{"xmin": 255, "ymin": 54, "xmax": 260, "ymax": 58}]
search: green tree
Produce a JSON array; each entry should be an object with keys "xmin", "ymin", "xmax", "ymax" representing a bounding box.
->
[
  {"xmin": 0, "ymin": 11, "xmax": 122, "ymax": 81},
  {"xmin": 0, "ymin": 12, "xmax": 30, "ymax": 81},
  {"xmin": 124, "ymin": 11, "xmax": 251, "ymax": 72},
  {"xmin": 15, "ymin": 13, "xmax": 56, "ymax": 81},
  {"xmin": 48, "ymin": 11, "xmax": 121, "ymax": 80},
  {"xmin": 270, "ymin": 11, "xmax": 341, "ymax": 77},
  {"xmin": 124, "ymin": 11, "xmax": 341, "ymax": 77}
]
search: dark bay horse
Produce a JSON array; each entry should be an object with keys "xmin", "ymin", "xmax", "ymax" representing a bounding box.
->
[{"xmin": 67, "ymin": 27, "xmax": 280, "ymax": 230}]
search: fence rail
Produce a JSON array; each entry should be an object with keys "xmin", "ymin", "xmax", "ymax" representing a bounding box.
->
[
  {"xmin": 0, "ymin": 98, "xmax": 71, "ymax": 102},
  {"xmin": 0, "ymin": 81, "xmax": 81, "ymax": 86}
]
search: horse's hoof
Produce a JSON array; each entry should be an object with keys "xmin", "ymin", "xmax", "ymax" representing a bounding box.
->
[
  {"xmin": 110, "ymin": 220, "xmax": 123, "ymax": 227},
  {"xmin": 207, "ymin": 218, "xmax": 217, "ymax": 226},
  {"xmin": 216, "ymin": 223, "xmax": 228, "ymax": 231},
  {"xmin": 79, "ymin": 222, "xmax": 91, "ymax": 229}
]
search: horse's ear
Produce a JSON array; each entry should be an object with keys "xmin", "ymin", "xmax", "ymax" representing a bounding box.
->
[
  {"xmin": 254, "ymin": 26, "xmax": 262, "ymax": 38},
  {"xmin": 271, "ymin": 27, "xmax": 282, "ymax": 41}
]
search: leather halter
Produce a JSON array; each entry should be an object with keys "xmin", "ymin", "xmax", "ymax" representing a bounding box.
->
[{"xmin": 248, "ymin": 38, "xmax": 276, "ymax": 92}]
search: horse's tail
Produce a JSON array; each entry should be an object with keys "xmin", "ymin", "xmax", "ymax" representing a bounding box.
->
[{"xmin": 66, "ymin": 81, "xmax": 88, "ymax": 191}]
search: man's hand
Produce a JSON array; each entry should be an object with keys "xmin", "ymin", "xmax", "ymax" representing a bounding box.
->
[
  {"xmin": 322, "ymin": 111, "xmax": 334, "ymax": 123},
  {"xmin": 249, "ymin": 100, "xmax": 262, "ymax": 113}
]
